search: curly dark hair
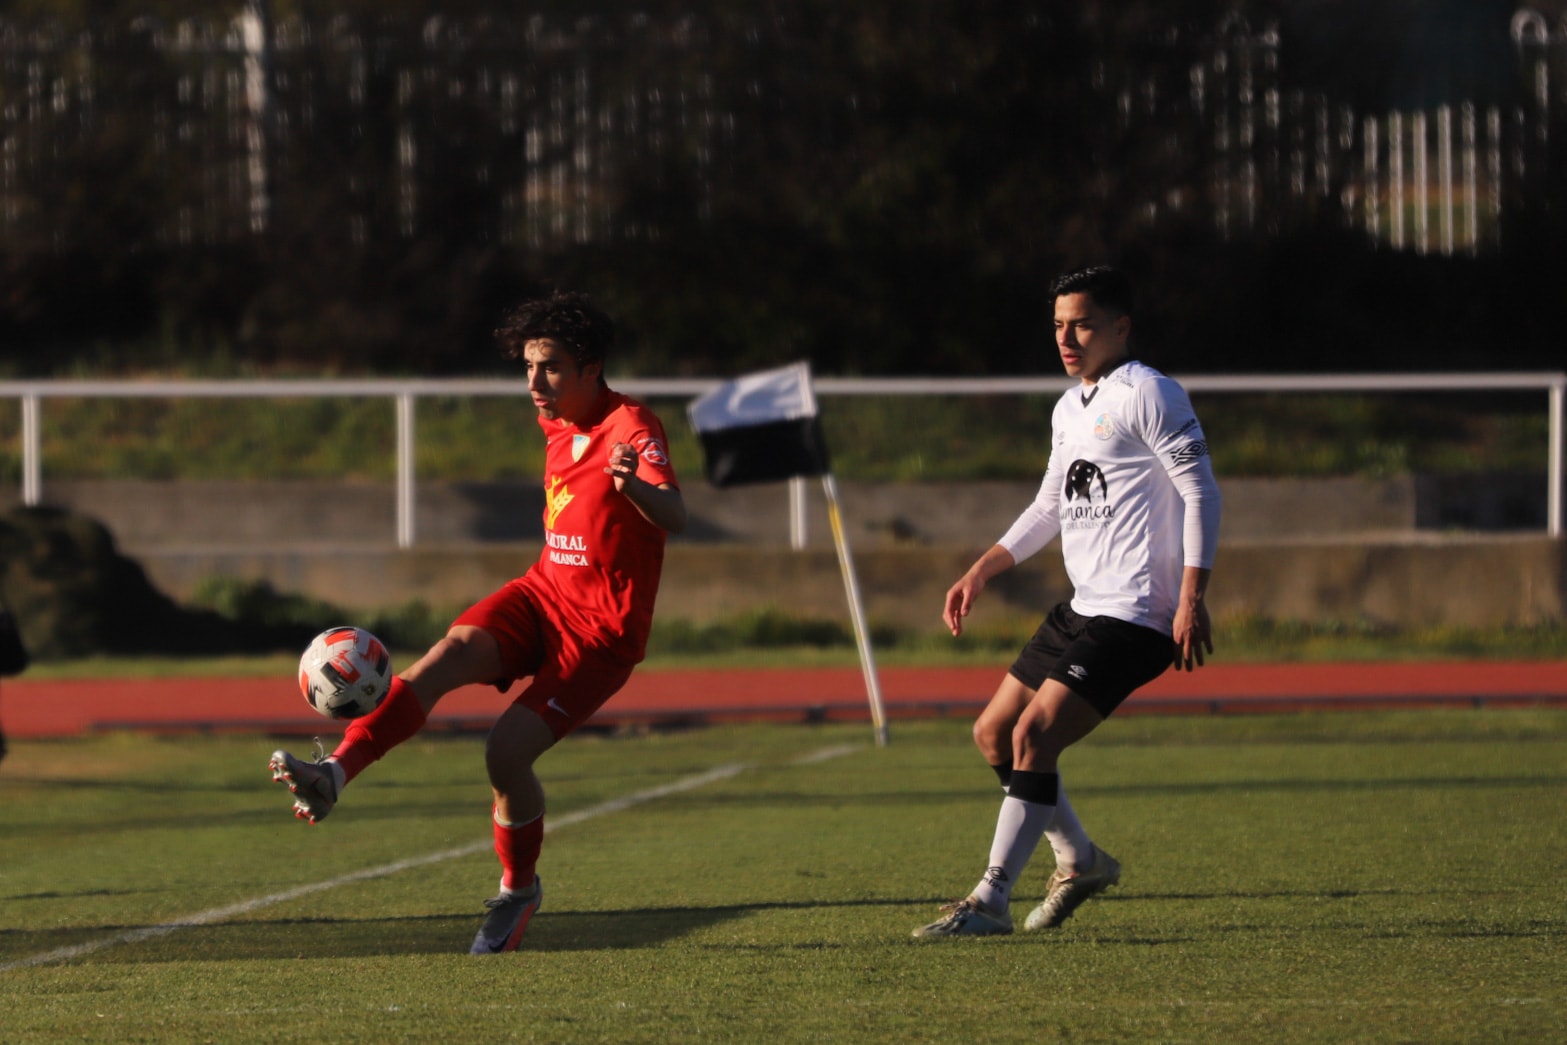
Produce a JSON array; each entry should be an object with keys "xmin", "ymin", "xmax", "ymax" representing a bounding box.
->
[
  {"xmin": 495, "ymin": 290, "xmax": 616, "ymax": 372},
  {"xmin": 1048, "ymin": 265, "xmax": 1135, "ymax": 319}
]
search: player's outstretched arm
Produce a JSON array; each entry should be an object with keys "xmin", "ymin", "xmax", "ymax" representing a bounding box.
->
[
  {"xmin": 944, "ymin": 544, "xmax": 1016, "ymax": 637},
  {"xmin": 1171, "ymin": 565, "xmax": 1212, "ymax": 671}
]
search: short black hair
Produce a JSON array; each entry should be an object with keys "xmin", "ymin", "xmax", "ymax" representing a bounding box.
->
[
  {"xmin": 495, "ymin": 290, "xmax": 615, "ymax": 371},
  {"xmin": 1048, "ymin": 265, "xmax": 1135, "ymax": 318}
]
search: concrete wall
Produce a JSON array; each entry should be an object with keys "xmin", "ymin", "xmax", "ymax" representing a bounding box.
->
[
  {"xmin": 3, "ymin": 479, "xmax": 1561, "ymax": 629},
  {"xmin": 127, "ymin": 535, "xmax": 1565, "ymax": 632},
  {"xmin": 2, "ymin": 473, "xmax": 1551, "ymax": 550}
]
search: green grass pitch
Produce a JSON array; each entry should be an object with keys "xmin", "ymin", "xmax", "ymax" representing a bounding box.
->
[{"xmin": 2, "ymin": 711, "xmax": 1564, "ymax": 1043}]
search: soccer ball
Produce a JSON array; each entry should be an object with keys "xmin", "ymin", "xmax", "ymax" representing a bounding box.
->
[{"xmin": 298, "ymin": 626, "xmax": 393, "ymax": 720}]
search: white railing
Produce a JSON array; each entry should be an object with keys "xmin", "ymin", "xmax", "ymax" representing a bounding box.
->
[{"xmin": 2, "ymin": 371, "xmax": 1564, "ymax": 542}]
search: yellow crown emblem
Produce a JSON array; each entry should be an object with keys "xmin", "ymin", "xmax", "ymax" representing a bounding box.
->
[{"xmin": 544, "ymin": 475, "xmax": 574, "ymax": 529}]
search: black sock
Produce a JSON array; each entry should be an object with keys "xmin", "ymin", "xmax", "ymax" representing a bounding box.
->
[{"xmin": 1007, "ymin": 769, "xmax": 1060, "ymax": 806}]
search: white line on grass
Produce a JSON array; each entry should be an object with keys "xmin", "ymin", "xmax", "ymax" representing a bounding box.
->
[
  {"xmin": 790, "ymin": 743, "xmax": 862, "ymax": 765},
  {"xmin": 2, "ymin": 753, "xmax": 857, "ymax": 973}
]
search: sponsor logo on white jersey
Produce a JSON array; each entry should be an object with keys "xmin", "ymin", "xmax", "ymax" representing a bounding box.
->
[{"xmin": 1066, "ymin": 460, "xmax": 1108, "ymax": 501}]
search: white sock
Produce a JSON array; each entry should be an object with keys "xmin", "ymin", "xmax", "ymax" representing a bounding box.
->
[
  {"xmin": 971, "ymin": 795, "xmax": 1054, "ymax": 911},
  {"xmin": 1045, "ymin": 787, "xmax": 1094, "ymax": 874},
  {"xmin": 322, "ymin": 758, "xmax": 347, "ymax": 797},
  {"xmin": 497, "ymin": 877, "xmax": 538, "ymax": 899}
]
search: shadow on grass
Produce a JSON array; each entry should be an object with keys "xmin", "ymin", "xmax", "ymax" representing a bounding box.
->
[
  {"xmin": 12, "ymin": 770, "xmax": 1562, "ymax": 842},
  {"xmin": 2, "ymin": 897, "xmax": 965, "ymax": 964},
  {"xmin": 6, "ymin": 887, "xmax": 149, "ymax": 901},
  {"xmin": 1365, "ymin": 920, "xmax": 1565, "ymax": 941},
  {"xmin": 1075, "ymin": 774, "xmax": 1567, "ymax": 798},
  {"xmin": 8, "ymin": 776, "xmax": 266, "ymax": 794},
  {"xmin": 12, "ymin": 891, "xmax": 1554, "ymax": 967},
  {"xmin": 17, "ymin": 770, "xmax": 1565, "ymax": 803}
]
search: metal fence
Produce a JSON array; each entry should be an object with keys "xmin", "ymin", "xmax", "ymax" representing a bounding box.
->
[
  {"xmin": 3, "ymin": 8, "xmax": 1567, "ymax": 254},
  {"xmin": 3, "ymin": 373, "xmax": 1563, "ymax": 543}
]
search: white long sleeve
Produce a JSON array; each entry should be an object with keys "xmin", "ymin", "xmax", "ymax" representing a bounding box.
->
[{"xmin": 998, "ymin": 472, "xmax": 1062, "ymax": 564}]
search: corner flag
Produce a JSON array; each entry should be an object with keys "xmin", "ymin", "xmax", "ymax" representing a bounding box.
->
[
  {"xmin": 687, "ymin": 362, "xmax": 830, "ymax": 488},
  {"xmin": 689, "ymin": 363, "xmax": 889, "ymax": 747}
]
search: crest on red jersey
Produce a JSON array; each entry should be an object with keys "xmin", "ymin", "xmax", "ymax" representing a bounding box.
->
[{"xmin": 640, "ymin": 438, "xmax": 669, "ymax": 466}]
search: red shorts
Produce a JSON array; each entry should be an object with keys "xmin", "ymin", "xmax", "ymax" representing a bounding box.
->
[{"xmin": 454, "ymin": 579, "xmax": 635, "ymax": 740}]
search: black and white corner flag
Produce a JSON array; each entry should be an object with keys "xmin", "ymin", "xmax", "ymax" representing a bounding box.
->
[
  {"xmin": 688, "ymin": 362, "xmax": 830, "ymax": 488},
  {"xmin": 688, "ymin": 362, "xmax": 890, "ymax": 747}
]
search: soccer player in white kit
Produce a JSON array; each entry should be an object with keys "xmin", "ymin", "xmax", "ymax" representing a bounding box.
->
[{"xmin": 914, "ymin": 265, "xmax": 1221, "ymax": 937}]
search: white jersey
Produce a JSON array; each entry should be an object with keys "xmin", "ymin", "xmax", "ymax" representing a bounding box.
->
[{"xmin": 997, "ymin": 359, "xmax": 1220, "ymax": 634}]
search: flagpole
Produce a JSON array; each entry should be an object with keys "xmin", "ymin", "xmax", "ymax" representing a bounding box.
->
[
  {"xmin": 821, "ymin": 473, "xmax": 890, "ymax": 747},
  {"xmin": 687, "ymin": 362, "xmax": 887, "ymax": 744}
]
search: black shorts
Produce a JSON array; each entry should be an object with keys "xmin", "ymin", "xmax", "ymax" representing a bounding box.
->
[{"xmin": 1008, "ymin": 602, "xmax": 1173, "ymax": 718}]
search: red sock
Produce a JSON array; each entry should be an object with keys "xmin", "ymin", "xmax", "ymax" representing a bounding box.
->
[
  {"xmin": 331, "ymin": 676, "xmax": 428, "ymax": 784},
  {"xmin": 494, "ymin": 808, "xmax": 545, "ymax": 892}
]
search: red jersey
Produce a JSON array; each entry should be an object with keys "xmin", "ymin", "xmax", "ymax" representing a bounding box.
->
[{"xmin": 517, "ymin": 388, "xmax": 679, "ymax": 663}]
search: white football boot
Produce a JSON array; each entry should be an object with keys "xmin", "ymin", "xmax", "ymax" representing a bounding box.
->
[
  {"xmin": 269, "ymin": 749, "xmax": 343, "ymax": 825},
  {"xmin": 1023, "ymin": 844, "xmax": 1121, "ymax": 930},
  {"xmin": 911, "ymin": 896, "xmax": 1013, "ymax": 938}
]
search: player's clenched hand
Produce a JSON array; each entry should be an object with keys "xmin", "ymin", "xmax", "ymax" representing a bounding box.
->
[
  {"xmin": 943, "ymin": 572, "xmax": 986, "ymax": 637},
  {"xmin": 1171, "ymin": 597, "xmax": 1213, "ymax": 672},
  {"xmin": 605, "ymin": 441, "xmax": 639, "ymax": 490}
]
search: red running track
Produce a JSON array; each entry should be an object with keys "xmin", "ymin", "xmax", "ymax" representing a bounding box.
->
[{"xmin": 3, "ymin": 661, "xmax": 1565, "ymax": 738}]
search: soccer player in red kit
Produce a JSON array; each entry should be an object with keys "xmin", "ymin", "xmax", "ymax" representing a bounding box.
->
[{"xmin": 270, "ymin": 290, "xmax": 686, "ymax": 954}]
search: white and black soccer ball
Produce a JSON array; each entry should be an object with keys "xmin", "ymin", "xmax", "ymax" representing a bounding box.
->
[{"xmin": 298, "ymin": 626, "xmax": 393, "ymax": 720}]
